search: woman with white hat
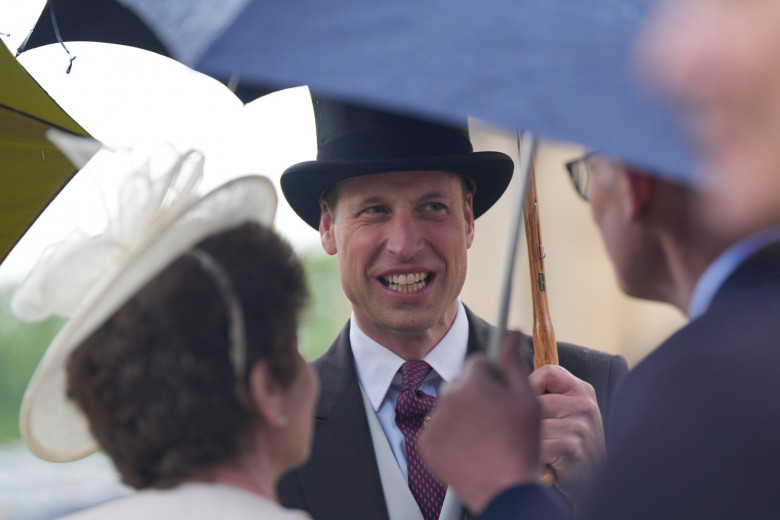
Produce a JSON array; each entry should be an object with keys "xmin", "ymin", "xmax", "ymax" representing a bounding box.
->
[{"xmin": 12, "ymin": 147, "xmax": 318, "ymax": 519}]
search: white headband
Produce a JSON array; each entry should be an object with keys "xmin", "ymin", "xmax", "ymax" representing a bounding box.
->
[{"xmin": 187, "ymin": 248, "xmax": 247, "ymax": 384}]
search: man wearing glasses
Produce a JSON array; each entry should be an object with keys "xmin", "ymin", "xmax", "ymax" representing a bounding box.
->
[
  {"xmin": 564, "ymin": 154, "xmax": 715, "ymax": 309},
  {"xmin": 421, "ymin": 154, "xmax": 780, "ymax": 519}
]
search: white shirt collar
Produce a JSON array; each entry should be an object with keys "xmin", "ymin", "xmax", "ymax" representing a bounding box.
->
[
  {"xmin": 688, "ymin": 226, "xmax": 780, "ymax": 319},
  {"xmin": 350, "ymin": 300, "xmax": 469, "ymax": 411}
]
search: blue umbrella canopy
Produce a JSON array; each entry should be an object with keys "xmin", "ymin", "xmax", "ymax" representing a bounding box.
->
[
  {"xmin": 115, "ymin": 0, "xmax": 692, "ymax": 182},
  {"xmin": 17, "ymin": 0, "xmax": 273, "ymax": 103}
]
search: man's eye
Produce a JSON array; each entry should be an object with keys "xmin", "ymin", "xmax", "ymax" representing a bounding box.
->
[
  {"xmin": 425, "ymin": 202, "xmax": 446, "ymax": 211},
  {"xmin": 362, "ymin": 206, "xmax": 387, "ymax": 215}
]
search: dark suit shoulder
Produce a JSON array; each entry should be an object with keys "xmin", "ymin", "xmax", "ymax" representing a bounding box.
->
[
  {"xmin": 478, "ymin": 485, "xmax": 569, "ymax": 520},
  {"xmin": 593, "ymin": 250, "xmax": 780, "ymax": 519},
  {"xmin": 593, "ymin": 306, "xmax": 780, "ymax": 519}
]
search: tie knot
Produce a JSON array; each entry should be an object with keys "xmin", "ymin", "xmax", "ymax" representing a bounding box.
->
[{"xmin": 399, "ymin": 360, "xmax": 433, "ymax": 392}]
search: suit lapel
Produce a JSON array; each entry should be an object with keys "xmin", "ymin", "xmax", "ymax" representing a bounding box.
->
[{"xmin": 464, "ymin": 306, "xmax": 534, "ymax": 367}]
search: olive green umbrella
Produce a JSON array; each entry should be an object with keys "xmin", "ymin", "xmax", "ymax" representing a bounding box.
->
[{"xmin": 0, "ymin": 40, "xmax": 95, "ymax": 264}]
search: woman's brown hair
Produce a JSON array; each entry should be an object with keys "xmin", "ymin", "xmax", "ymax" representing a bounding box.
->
[{"xmin": 66, "ymin": 222, "xmax": 308, "ymax": 489}]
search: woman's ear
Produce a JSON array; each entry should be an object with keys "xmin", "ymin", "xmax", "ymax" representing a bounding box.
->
[{"xmin": 247, "ymin": 361, "xmax": 285, "ymax": 427}]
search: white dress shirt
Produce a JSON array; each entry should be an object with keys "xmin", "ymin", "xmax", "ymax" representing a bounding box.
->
[{"xmin": 350, "ymin": 300, "xmax": 469, "ymax": 480}]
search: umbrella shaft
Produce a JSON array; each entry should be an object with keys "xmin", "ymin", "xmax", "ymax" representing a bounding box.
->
[{"xmin": 487, "ymin": 131, "xmax": 536, "ymax": 363}]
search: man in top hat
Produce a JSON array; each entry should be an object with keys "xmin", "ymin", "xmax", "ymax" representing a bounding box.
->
[
  {"xmin": 276, "ymin": 97, "xmax": 628, "ymax": 520},
  {"xmin": 419, "ymin": 156, "xmax": 780, "ymax": 519}
]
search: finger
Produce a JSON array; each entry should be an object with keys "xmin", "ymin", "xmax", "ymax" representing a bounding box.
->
[
  {"xmin": 498, "ymin": 330, "xmax": 531, "ymax": 384},
  {"xmin": 528, "ymin": 364, "xmax": 574, "ymax": 395},
  {"xmin": 539, "ymin": 417, "xmax": 596, "ymax": 444},
  {"xmin": 540, "ymin": 437, "xmax": 578, "ymax": 469},
  {"xmin": 447, "ymin": 353, "xmax": 490, "ymax": 392},
  {"xmin": 528, "ymin": 364, "xmax": 594, "ymax": 397},
  {"xmin": 438, "ymin": 354, "xmax": 499, "ymax": 405},
  {"xmin": 462, "ymin": 353, "xmax": 495, "ymax": 385},
  {"xmin": 536, "ymin": 393, "xmax": 600, "ymax": 420}
]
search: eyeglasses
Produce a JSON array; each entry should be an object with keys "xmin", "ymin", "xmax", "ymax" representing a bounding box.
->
[
  {"xmin": 565, "ymin": 153, "xmax": 596, "ymax": 201},
  {"xmin": 565, "ymin": 152, "xmax": 620, "ymax": 202},
  {"xmin": 566, "ymin": 154, "xmax": 656, "ymax": 202}
]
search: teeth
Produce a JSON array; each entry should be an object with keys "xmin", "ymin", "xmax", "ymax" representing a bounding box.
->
[{"xmin": 382, "ymin": 272, "xmax": 429, "ymax": 293}]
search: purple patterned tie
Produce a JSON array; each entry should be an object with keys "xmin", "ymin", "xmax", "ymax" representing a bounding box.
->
[{"xmin": 395, "ymin": 360, "xmax": 446, "ymax": 520}]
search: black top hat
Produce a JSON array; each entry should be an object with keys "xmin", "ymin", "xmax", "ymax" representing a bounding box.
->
[{"xmin": 281, "ymin": 96, "xmax": 515, "ymax": 229}]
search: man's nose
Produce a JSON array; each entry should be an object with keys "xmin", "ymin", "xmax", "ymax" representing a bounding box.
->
[{"xmin": 385, "ymin": 212, "xmax": 424, "ymax": 260}]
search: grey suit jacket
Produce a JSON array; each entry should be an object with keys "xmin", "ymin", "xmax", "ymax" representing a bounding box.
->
[{"xmin": 278, "ymin": 307, "xmax": 628, "ymax": 519}]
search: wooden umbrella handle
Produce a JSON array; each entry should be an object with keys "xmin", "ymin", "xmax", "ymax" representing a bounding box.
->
[
  {"xmin": 521, "ymin": 141, "xmax": 559, "ymax": 486},
  {"xmin": 523, "ymin": 153, "xmax": 559, "ymax": 368}
]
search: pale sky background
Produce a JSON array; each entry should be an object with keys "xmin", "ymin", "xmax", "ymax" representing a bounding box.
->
[{"xmin": 0, "ymin": 0, "xmax": 322, "ymax": 284}]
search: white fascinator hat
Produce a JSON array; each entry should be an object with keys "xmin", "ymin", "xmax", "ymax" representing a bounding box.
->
[{"xmin": 11, "ymin": 132, "xmax": 277, "ymax": 462}]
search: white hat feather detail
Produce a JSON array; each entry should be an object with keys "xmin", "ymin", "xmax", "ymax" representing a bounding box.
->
[{"xmin": 12, "ymin": 142, "xmax": 277, "ymax": 462}]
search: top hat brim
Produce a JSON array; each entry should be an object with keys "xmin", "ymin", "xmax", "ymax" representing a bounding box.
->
[{"xmin": 281, "ymin": 151, "xmax": 514, "ymax": 229}]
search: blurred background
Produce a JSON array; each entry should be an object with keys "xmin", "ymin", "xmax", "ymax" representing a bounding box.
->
[{"xmin": 0, "ymin": 2, "xmax": 686, "ymax": 517}]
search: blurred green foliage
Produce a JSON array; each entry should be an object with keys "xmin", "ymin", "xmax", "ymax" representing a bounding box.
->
[
  {"xmin": 0, "ymin": 292, "xmax": 63, "ymax": 441},
  {"xmin": 0, "ymin": 247, "xmax": 348, "ymax": 443},
  {"xmin": 297, "ymin": 247, "xmax": 351, "ymax": 360}
]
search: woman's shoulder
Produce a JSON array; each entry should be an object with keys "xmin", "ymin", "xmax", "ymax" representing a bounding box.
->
[{"xmin": 59, "ymin": 483, "xmax": 312, "ymax": 520}]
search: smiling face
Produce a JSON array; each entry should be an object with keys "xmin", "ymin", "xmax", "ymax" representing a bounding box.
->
[
  {"xmin": 320, "ymin": 170, "xmax": 474, "ymax": 357},
  {"xmin": 640, "ymin": 0, "xmax": 780, "ymax": 234}
]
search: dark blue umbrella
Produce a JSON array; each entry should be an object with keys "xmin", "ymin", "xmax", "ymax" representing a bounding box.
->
[
  {"xmin": 16, "ymin": 0, "xmax": 273, "ymax": 103},
  {"xmin": 19, "ymin": 0, "xmax": 695, "ymax": 363},
  {"xmin": 115, "ymin": 0, "xmax": 692, "ymax": 181}
]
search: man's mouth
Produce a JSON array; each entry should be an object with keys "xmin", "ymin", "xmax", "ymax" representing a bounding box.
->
[{"xmin": 380, "ymin": 272, "xmax": 431, "ymax": 293}]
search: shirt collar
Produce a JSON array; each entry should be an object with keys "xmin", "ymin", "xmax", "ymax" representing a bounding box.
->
[
  {"xmin": 350, "ymin": 300, "xmax": 469, "ymax": 411},
  {"xmin": 688, "ymin": 226, "xmax": 780, "ymax": 319}
]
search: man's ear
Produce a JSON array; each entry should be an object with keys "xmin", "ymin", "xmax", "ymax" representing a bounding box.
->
[
  {"xmin": 247, "ymin": 361, "xmax": 285, "ymax": 427},
  {"xmin": 464, "ymin": 191, "xmax": 475, "ymax": 249},
  {"xmin": 320, "ymin": 199, "xmax": 337, "ymax": 256},
  {"xmin": 624, "ymin": 168, "xmax": 655, "ymax": 221}
]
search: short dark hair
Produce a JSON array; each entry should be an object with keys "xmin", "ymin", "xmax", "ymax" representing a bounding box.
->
[{"xmin": 66, "ymin": 223, "xmax": 309, "ymax": 490}]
